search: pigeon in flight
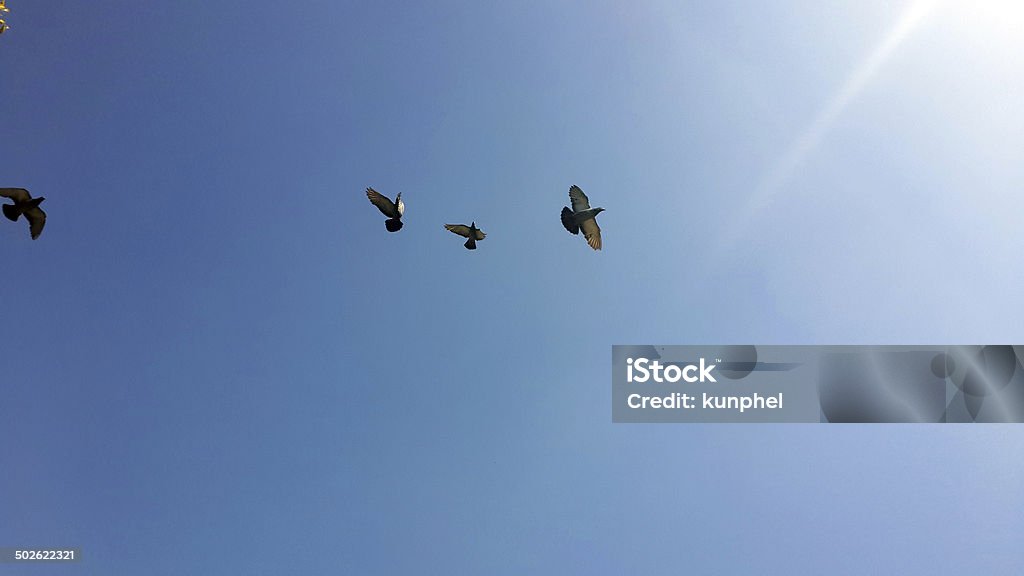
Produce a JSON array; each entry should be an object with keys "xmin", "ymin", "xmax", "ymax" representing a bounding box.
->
[
  {"xmin": 366, "ymin": 187, "xmax": 404, "ymax": 232},
  {"xmin": 1, "ymin": 187, "xmax": 46, "ymax": 239},
  {"xmin": 560, "ymin": 185, "xmax": 603, "ymax": 250},
  {"xmin": 444, "ymin": 222, "xmax": 486, "ymax": 250}
]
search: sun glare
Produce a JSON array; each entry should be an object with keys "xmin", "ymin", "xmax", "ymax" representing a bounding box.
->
[
  {"xmin": 955, "ymin": 0, "xmax": 1024, "ymax": 39},
  {"xmin": 720, "ymin": 0, "xmax": 936, "ymax": 248}
]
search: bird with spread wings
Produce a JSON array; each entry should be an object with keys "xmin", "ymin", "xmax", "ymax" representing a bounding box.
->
[
  {"xmin": 560, "ymin": 185, "xmax": 604, "ymax": 250},
  {"xmin": 365, "ymin": 187, "xmax": 404, "ymax": 232},
  {"xmin": 1, "ymin": 188, "xmax": 46, "ymax": 239},
  {"xmin": 444, "ymin": 222, "xmax": 486, "ymax": 250}
]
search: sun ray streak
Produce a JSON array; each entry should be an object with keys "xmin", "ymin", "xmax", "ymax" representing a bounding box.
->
[{"xmin": 721, "ymin": 0, "xmax": 936, "ymax": 247}]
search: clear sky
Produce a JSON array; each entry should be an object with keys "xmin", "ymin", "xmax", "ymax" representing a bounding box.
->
[{"xmin": 2, "ymin": 1, "xmax": 1023, "ymax": 573}]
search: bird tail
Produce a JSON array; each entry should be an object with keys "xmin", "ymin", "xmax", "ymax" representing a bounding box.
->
[
  {"xmin": 560, "ymin": 207, "xmax": 579, "ymax": 234},
  {"xmin": 385, "ymin": 218, "xmax": 403, "ymax": 232},
  {"xmin": 464, "ymin": 237, "xmax": 477, "ymax": 250},
  {"xmin": 2, "ymin": 203, "xmax": 19, "ymax": 222}
]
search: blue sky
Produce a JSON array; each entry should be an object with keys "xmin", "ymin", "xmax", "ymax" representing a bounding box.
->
[{"xmin": 2, "ymin": 0, "xmax": 1023, "ymax": 573}]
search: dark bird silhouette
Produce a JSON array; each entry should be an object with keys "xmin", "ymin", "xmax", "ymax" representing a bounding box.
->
[
  {"xmin": 1, "ymin": 188, "xmax": 46, "ymax": 239},
  {"xmin": 366, "ymin": 187, "xmax": 404, "ymax": 232},
  {"xmin": 445, "ymin": 222, "xmax": 486, "ymax": 250},
  {"xmin": 560, "ymin": 185, "xmax": 603, "ymax": 250}
]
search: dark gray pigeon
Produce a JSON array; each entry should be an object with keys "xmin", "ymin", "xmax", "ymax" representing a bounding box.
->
[
  {"xmin": 445, "ymin": 222, "xmax": 486, "ymax": 250},
  {"xmin": 560, "ymin": 185, "xmax": 603, "ymax": 250},
  {"xmin": 0, "ymin": 187, "xmax": 46, "ymax": 239},
  {"xmin": 366, "ymin": 187, "xmax": 404, "ymax": 232}
]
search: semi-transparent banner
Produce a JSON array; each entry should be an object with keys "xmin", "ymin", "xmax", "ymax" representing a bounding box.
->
[{"xmin": 612, "ymin": 346, "xmax": 1024, "ymax": 423}]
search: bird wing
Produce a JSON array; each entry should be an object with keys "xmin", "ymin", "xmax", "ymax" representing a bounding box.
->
[
  {"xmin": 366, "ymin": 188, "xmax": 399, "ymax": 218},
  {"xmin": 24, "ymin": 205, "xmax": 45, "ymax": 239},
  {"xmin": 560, "ymin": 206, "xmax": 579, "ymax": 234},
  {"xmin": 580, "ymin": 218, "xmax": 601, "ymax": 250},
  {"xmin": 568, "ymin": 185, "xmax": 591, "ymax": 213},
  {"xmin": 0, "ymin": 187, "xmax": 31, "ymax": 202},
  {"xmin": 445, "ymin": 224, "xmax": 471, "ymax": 238}
]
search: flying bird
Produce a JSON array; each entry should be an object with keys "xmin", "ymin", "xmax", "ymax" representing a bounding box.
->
[
  {"xmin": 444, "ymin": 222, "xmax": 486, "ymax": 250},
  {"xmin": 560, "ymin": 185, "xmax": 604, "ymax": 250},
  {"xmin": 0, "ymin": 188, "xmax": 46, "ymax": 239},
  {"xmin": 366, "ymin": 187, "xmax": 404, "ymax": 232}
]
